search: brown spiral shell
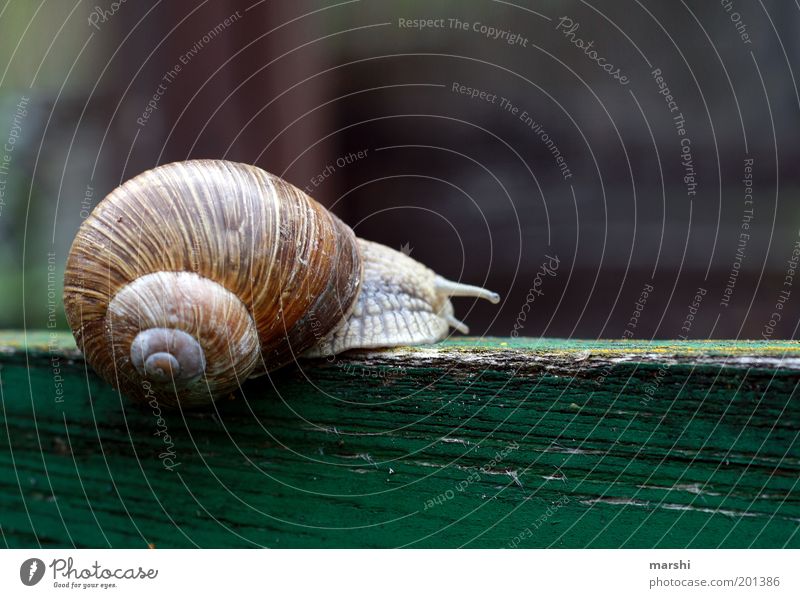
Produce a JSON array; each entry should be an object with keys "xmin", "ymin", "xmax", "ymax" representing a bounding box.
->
[{"xmin": 63, "ymin": 160, "xmax": 362, "ymax": 408}]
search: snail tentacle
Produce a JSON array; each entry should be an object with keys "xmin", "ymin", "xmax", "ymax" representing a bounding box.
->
[
  {"xmin": 434, "ymin": 276, "xmax": 500, "ymax": 304},
  {"xmin": 445, "ymin": 315, "xmax": 469, "ymax": 335}
]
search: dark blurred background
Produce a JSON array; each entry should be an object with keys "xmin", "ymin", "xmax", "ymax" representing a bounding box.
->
[{"xmin": 2, "ymin": 0, "xmax": 799, "ymax": 340}]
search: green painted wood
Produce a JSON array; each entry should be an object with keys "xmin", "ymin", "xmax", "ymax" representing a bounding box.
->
[{"xmin": 0, "ymin": 331, "xmax": 798, "ymax": 548}]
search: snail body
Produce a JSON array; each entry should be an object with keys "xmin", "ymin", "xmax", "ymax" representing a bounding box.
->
[{"xmin": 64, "ymin": 160, "xmax": 499, "ymax": 407}]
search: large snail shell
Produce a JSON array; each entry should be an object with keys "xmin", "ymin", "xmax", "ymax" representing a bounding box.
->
[{"xmin": 63, "ymin": 160, "xmax": 362, "ymax": 408}]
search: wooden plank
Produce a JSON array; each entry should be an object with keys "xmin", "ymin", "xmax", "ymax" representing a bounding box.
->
[{"xmin": 0, "ymin": 332, "xmax": 798, "ymax": 548}]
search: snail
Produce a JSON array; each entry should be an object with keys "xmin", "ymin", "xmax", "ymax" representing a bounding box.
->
[{"xmin": 63, "ymin": 160, "xmax": 499, "ymax": 408}]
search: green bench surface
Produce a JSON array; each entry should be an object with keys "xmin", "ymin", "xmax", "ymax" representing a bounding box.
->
[{"xmin": 1, "ymin": 332, "xmax": 798, "ymax": 548}]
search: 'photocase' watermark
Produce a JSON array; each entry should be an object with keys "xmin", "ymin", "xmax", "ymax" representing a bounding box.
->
[
  {"xmin": 451, "ymin": 83, "xmax": 572, "ymax": 180},
  {"xmin": 143, "ymin": 381, "xmax": 180, "ymax": 471},
  {"xmin": 506, "ymin": 494, "xmax": 571, "ymax": 548},
  {"xmin": 761, "ymin": 232, "xmax": 800, "ymax": 340},
  {"xmin": 397, "ymin": 17, "xmax": 529, "ymax": 47},
  {"xmin": 46, "ymin": 251, "xmax": 65, "ymax": 404},
  {"xmin": 650, "ymin": 67, "xmax": 697, "ymax": 198},
  {"xmin": 0, "ymin": 96, "xmax": 30, "ymax": 221},
  {"xmin": 719, "ymin": 157, "xmax": 754, "ymax": 308},
  {"xmin": 555, "ymin": 17, "xmax": 630, "ymax": 86},
  {"xmin": 510, "ymin": 255, "xmax": 560, "ymax": 338},
  {"xmin": 87, "ymin": 0, "xmax": 128, "ymax": 31},
  {"xmin": 136, "ymin": 11, "xmax": 242, "ymax": 128},
  {"xmin": 678, "ymin": 287, "xmax": 707, "ymax": 340},
  {"xmin": 623, "ymin": 282, "xmax": 654, "ymax": 339},
  {"xmin": 79, "ymin": 183, "xmax": 95, "ymax": 220},
  {"xmin": 720, "ymin": 0, "xmax": 753, "ymax": 45},
  {"xmin": 304, "ymin": 149, "xmax": 369, "ymax": 195},
  {"xmin": 423, "ymin": 441, "xmax": 520, "ymax": 511}
]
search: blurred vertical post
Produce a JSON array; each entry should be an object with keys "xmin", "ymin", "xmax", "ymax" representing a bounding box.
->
[{"xmin": 119, "ymin": 0, "xmax": 335, "ymax": 204}]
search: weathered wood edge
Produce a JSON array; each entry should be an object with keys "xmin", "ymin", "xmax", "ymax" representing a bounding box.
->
[{"xmin": 3, "ymin": 331, "xmax": 800, "ymax": 372}]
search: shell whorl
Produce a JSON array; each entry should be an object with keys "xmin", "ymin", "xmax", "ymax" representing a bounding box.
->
[
  {"xmin": 105, "ymin": 271, "xmax": 260, "ymax": 406},
  {"xmin": 63, "ymin": 160, "xmax": 362, "ymax": 407}
]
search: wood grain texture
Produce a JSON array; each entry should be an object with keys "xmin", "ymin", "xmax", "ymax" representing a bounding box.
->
[{"xmin": 1, "ymin": 332, "xmax": 798, "ymax": 548}]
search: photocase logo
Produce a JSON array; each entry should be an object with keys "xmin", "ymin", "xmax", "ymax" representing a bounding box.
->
[{"xmin": 20, "ymin": 558, "xmax": 45, "ymax": 586}]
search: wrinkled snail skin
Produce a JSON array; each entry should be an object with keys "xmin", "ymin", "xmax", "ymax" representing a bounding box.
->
[
  {"xmin": 63, "ymin": 159, "xmax": 499, "ymax": 408},
  {"xmin": 303, "ymin": 239, "xmax": 500, "ymax": 357}
]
